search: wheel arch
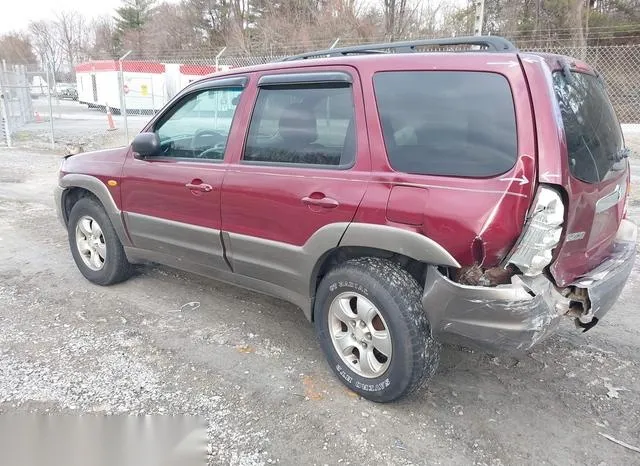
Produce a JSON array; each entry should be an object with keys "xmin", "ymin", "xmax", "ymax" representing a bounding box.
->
[
  {"xmin": 308, "ymin": 223, "xmax": 461, "ymax": 321},
  {"xmin": 59, "ymin": 174, "xmax": 132, "ymax": 247},
  {"xmin": 61, "ymin": 187, "xmax": 99, "ymax": 226}
]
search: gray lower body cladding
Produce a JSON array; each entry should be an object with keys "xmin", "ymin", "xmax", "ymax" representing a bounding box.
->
[{"xmin": 422, "ymin": 219, "xmax": 637, "ymax": 353}]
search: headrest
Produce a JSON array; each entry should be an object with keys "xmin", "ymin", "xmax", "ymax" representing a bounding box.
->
[{"xmin": 278, "ymin": 103, "xmax": 318, "ymax": 146}]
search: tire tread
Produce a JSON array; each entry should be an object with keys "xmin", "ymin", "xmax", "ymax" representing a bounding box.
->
[{"xmin": 315, "ymin": 256, "xmax": 440, "ymax": 401}]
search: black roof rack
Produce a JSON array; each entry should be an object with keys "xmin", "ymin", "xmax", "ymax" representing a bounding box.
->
[{"xmin": 281, "ymin": 36, "xmax": 517, "ymax": 61}]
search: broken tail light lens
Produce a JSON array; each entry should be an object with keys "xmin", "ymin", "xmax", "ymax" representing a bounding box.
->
[{"xmin": 506, "ymin": 186, "xmax": 565, "ymax": 276}]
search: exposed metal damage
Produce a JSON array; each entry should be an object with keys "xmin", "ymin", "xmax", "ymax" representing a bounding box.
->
[
  {"xmin": 422, "ymin": 219, "xmax": 637, "ymax": 353},
  {"xmin": 454, "ymin": 264, "xmax": 516, "ymax": 287}
]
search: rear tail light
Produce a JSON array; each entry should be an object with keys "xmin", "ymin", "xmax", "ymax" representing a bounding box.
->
[{"xmin": 505, "ymin": 186, "xmax": 565, "ymax": 276}]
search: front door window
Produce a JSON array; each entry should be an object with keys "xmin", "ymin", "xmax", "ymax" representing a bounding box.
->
[{"xmin": 154, "ymin": 87, "xmax": 244, "ymax": 161}]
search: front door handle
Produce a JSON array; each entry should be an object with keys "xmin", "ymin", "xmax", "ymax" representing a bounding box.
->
[
  {"xmin": 185, "ymin": 181, "xmax": 213, "ymax": 192},
  {"xmin": 301, "ymin": 195, "xmax": 339, "ymax": 209}
]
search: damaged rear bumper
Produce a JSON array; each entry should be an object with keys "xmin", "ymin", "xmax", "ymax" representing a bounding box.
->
[{"xmin": 422, "ymin": 219, "xmax": 637, "ymax": 353}]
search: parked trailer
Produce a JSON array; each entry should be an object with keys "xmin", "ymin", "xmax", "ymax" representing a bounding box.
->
[
  {"xmin": 162, "ymin": 63, "xmax": 222, "ymax": 102},
  {"xmin": 75, "ymin": 61, "xmax": 232, "ymax": 114},
  {"xmin": 178, "ymin": 64, "xmax": 231, "ymax": 89},
  {"xmin": 75, "ymin": 61, "xmax": 166, "ymax": 114}
]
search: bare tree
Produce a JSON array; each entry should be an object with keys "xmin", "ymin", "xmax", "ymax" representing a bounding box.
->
[
  {"xmin": 184, "ymin": 0, "xmax": 226, "ymax": 49},
  {"xmin": 29, "ymin": 20, "xmax": 63, "ymax": 75},
  {"xmin": 145, "ymin": 2, "xmax": 206, "ymax": 56},
  {"xmin": 91, "ymin": 16, "xmax": 120, "ymax": 59},
  {"xmin": 571, "ymin": 0, "xmax": 586, "ymax": 47},
  {"xmin": 55, "ymin": 11, "xmax": 91, "ymax": 71},
  {"xmin": 0, "ymin": 33, "xmax": 37, "ymax": 64},
  {"xmin": 18, "ymin": 0, "xmax": 638, "ymax": 66},
  {"xmin": 383, "ymin": 0, "xmax": 412, "ymax": 40},
  {"xmin": 412, "ymin": 0, "xmax": 445, "ymax": 37}
]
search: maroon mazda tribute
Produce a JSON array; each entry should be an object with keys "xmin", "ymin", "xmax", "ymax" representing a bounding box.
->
[{"xmin": 55, "ymin": 36, "xmax": 636, "ymax": 402}]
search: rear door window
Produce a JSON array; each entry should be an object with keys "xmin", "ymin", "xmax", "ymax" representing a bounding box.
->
[
  {"xmin": 552, "ymin": 71, "xmax": 624, "ymax": 183},
  {"xmin": 373, "ymin": 71, "xmax": 517, "ymax": 177},
  {"xmin": 243, "ymin": 84, "xmax": 356, "ymax": 168}
]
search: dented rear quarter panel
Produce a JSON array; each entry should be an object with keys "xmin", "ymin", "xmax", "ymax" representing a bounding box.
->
[{"xmin": 352, "ymin": 53, "xmax": 538, "ymax": 267}]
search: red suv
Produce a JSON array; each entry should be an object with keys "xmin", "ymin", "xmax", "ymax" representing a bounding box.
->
[{"xmin": 55, "ymin": 36, "xmax": 637, "ymax": 402}]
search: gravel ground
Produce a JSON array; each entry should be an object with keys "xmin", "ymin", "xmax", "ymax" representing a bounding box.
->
[{"xmin": 0, "ymin": 128, "xmax": 639, "ymax": 464}]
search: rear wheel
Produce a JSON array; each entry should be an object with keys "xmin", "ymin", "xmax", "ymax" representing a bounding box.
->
[
  {"xmin": 67, "ymin": 197, "xmax": 132, "ymax": 285},
  {"xmin": 314, "ymin": 257, "xmax": 440, "ymax": 402}
]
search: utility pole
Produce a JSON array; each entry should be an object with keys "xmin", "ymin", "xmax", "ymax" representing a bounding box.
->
[
  {"xmin": 118, "ymin": 50, "xmax": 132, "ymax": 144},
  {"xmin": 45, "ymin": 60, "xmax": 55, "ymax": 150},
  {"xmin": 214, "ymin": 47, "xmax": 227, "ymax": 73},
  {"xmin": 474, "ymin": 0, "xmax": 485, "ymax": 36}
]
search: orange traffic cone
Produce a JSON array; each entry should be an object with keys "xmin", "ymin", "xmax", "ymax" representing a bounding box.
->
[
  {"xmin": 106, "ymin": 104, "xmax": 117, "ymax": 131},
  {"xmin": 35, "ymin": 111, "xmax": 43, "ymax": 123}
]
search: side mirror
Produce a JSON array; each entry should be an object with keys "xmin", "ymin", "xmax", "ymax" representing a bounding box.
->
[{"xmin": 131, "ymin": 132, "xmax": 160, "ymax": 157}]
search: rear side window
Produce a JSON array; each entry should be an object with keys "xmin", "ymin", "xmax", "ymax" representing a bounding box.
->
[
  {"xmin": 243, "ymin": 84, "xmax": 356, "ymax": 167},
  {"xmin": 553, "ymin": 71, "xmax": 624, "ymax": 183},
  {"xmin": 373, "ymin": 71, "xmax": 517, "ymax": 177}
]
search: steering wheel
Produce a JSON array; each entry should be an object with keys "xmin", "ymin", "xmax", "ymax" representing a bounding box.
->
[
  {"xmin": 191, "ymin": 129, "xmax": 225, "ymax": 157},
  {"xmin": 159, "ymin": 138, "xmax": 173, "ymax": 155},
  {"xmin": 197, "ymin": 143, "xmax": 226, "ymax": 160}
]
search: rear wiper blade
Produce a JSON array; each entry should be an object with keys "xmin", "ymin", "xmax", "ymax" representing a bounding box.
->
[
  {"xmin": 608, "ymin": 147, "xmax": 630, "ymax": 161},
  {"xmin": 559, "ymin": 58, "xmax": 574, "ymax": 83}
]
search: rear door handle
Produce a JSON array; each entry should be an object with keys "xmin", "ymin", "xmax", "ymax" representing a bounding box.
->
[
  {"xmin": 301, "ymin": 196, "xmax": 339, "ymax": 209},
  {"xmin": 185, "ymin": 182, "xmax": 213, "ymax": 192}
]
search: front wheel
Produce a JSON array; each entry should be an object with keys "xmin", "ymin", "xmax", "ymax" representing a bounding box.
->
[
  {"xmin": 67, "ymin": 197, "xmax": 132, "ymax": 285},
  {"xmin": 314, "ymin": 257, "xmax": 441, "ymax": 402}
]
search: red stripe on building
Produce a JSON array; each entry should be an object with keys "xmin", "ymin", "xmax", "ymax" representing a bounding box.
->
[
  {"xmin": 179, "ymin": 64, "xmax": 217, "ymax": 75},
  {"xmin": 74, "ymin": 61, "xmax": 165, "ymax": 73}
]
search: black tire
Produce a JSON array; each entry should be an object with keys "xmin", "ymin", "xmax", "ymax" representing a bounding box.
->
[
  {"xmin": 314, "ymin": 257, "xmax": 441, "ymax": 402},
  {"xmin": 67, "ymin": 197, "xmax": 132, "ymax": 286}
]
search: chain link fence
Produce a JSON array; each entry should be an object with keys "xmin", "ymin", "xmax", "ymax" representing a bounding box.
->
[
  {"xmin": 0, "ymin": 64, "xmax": 33, "ymax": 147},
  {"xmin": 523, "ymin": 44, "xmax": 640, "ymax": 124},
  {"xmin": 2, "ymin": 42, "xmax": 639, "ymax": 151},
  {"xmin": 85, "ymin": 43, "xmax": 640, "ymax": 130},
  {"xmin": 214, "ymin": 44, "xmax": 640, "ymax": 124}
]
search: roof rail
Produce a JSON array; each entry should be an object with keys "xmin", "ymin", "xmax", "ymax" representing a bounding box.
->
[{"xmin": 281, "ymin": 36, "xmax": 517, "ymax": 61}]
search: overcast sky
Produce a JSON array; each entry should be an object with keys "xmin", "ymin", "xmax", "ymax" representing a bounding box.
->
[{"xmin": 0, "ymin": 0, "xmax": 124, "ymax": 34}]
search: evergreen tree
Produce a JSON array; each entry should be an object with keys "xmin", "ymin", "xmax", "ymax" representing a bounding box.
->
[{"xmin": 114, "ymin": 0, "xmax": 156, "ymax": 55}]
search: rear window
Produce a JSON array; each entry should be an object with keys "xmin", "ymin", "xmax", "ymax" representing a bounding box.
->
[
  {"xmin": 373, "ymin": 71, "xmax": 517, "ymax": 177},
  {"xmin": 552, "ymin": 71, "xmax": 624, "ymax": 183}
]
